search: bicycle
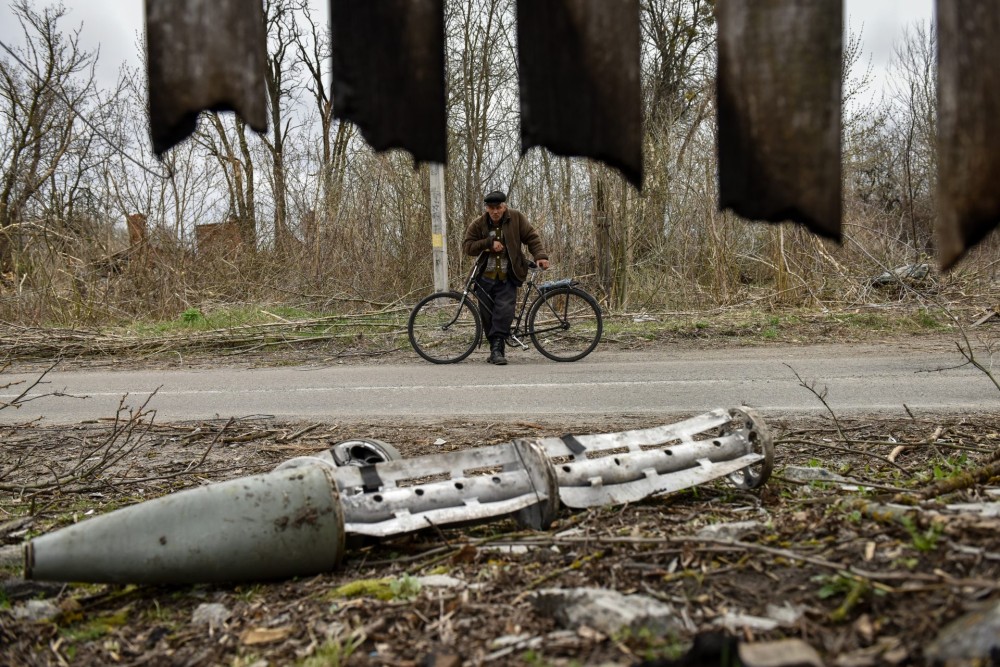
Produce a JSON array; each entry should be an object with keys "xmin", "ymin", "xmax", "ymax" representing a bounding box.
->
[{"xmin": 408, "ymin": 259, "xmax": 603, "ymax": 364}]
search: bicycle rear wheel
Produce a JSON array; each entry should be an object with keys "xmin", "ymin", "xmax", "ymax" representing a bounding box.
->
[
  {"xmin": 408, "ymin": 291, "xmax": 482, "ymax": 364},
  {"xmin": 527, "ymin": 286, "xmax": 602, "ymax": 362}
]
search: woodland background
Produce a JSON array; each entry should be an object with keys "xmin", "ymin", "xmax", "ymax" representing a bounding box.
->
[{"xmin": 0, "ymin": 0, "xmax": 995, "ymax": 327}]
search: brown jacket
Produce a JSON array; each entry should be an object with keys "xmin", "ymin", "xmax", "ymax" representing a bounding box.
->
[{"xmin": 462, "ymin": 209, "xmax": 548, "ymax": 283}]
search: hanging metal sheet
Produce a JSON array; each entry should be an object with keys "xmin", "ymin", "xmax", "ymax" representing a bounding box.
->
[
  {"xmin": 145, "ymin": 0, "xmax": 268, "ymax": 155},
  {"xmin": 717, "ymin": 0, "xmax": 842, "ymax": 239},
  {"xmin": 517, "ymin": 0, "xmax": 643, "ymax": 189},
  {"xmin": 937, "ymin": 0, "xmax": 1000, "ymax": 269},
  {"xmin": 329, "ymin": 0, "xmax": 447, "ymax": 165}
]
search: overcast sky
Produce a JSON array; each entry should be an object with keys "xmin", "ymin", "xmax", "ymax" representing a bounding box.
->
[{"xmin": 0, "ymin": 1, "xmax": 933, "ymax": 98}]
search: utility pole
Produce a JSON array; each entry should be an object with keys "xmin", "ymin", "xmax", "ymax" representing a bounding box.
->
[{"xmin": 429, "ymin": 163, "xmax": 448, "ymax": 291}]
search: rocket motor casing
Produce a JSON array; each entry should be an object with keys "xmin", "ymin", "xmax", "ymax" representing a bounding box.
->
[{"xmin": 25, "ymin": 465, "xmax": 345, "ymax": 584}]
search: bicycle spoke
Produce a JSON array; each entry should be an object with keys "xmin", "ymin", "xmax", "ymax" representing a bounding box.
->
[
  {"xmin": 408, "ymin": 293, "xmax": 480, "ymax": 363},
  {"xmin": 528, "ymin": 288, "xmax": 602, "ymax": 361}
]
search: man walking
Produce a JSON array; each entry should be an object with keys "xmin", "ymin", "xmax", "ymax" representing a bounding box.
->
[{"xmin": 462, "ymin": 191, "xmax": 550, "ymax": 365}]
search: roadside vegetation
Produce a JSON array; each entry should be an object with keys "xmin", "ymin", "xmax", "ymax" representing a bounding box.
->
[{"xmin": 0, "ymin": 0, "xmax": 997, "ymax": 340}]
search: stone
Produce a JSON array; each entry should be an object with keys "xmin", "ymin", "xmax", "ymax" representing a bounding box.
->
[
  {"xmin": 696, "ymin": 520, "xmax": 764, "ymax": 540},
  {"xmin": 739, "ymin": 639, "xmax": 824, "ymax": 667},
  {"xmin": 191, "ymin": 602, "xmax": 231, "ymax": 630},
  {"xmin": 925, "ymin": 601, "xmax": 1000, "ymax": 664},
  {"xmin": 12, "ymin": 599, "xmax": 60, "ymax": 622},
  {"xmin": 530, "ymin": 588, "xmax": 680, "ymax": 636}
]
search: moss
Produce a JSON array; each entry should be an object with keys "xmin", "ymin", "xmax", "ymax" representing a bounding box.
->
[{"xmin": 327, "ymin": 577, "xmax": 397, "ymax": 601}]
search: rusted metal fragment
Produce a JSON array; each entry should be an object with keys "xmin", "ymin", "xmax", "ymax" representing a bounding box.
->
[
  {"xmin": 937, "ymin": 1, "xmax": 1000, "ymax": 269},
  {"xmin": 329, "ymin": 0, "xmax": 447, "ymax": 164},
  {"xmin": 717, "ymin": 0, "xmax": 842, "ymax": 239},
  {"xmin": 517, "ymin": 0, "xmax": 643, "ymax": 189},
  {"xmin": 145, "ymin": 0, "xmax": 268, "ymax": 155}
]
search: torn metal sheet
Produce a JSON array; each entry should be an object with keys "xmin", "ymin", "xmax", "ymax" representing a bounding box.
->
[
  {"xmin": 717, "ymin": 0, "xmax": 842, "ymax": 239},
  {"xmin": 26, "ymin": 466, "xmax": 344, "ymax": 584},
  {"xmin": 517, "ymin": 0, "xmax": 643, "ymax": 188},
  {"xmin": 535, "ymin": 407, "xmax": 773, "ymax": 508},
  {"xmin": 145, "ymin": 0, "xmax": 268, "ymax": 155},
  {"xmin": 936, "ymin": 0, "xmax": 1000, "ymax": 269},
  {"xmin": 322, "ymin": 440, "xmax": 558, "ymax": 537},
  {"xmin": 329, "ymin": 0, "xmax": 447, "ymax": 164}
]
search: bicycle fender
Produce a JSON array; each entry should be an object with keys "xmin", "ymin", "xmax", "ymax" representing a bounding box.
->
[{"xmin": 538, "ymin": 278, "xmax": 577, "ymax": 292}]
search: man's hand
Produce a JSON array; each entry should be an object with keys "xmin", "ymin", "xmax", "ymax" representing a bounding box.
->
[
  {"xmin": 492, "ymin": 240, "xmax": 504, "ymax": 252},
  {"xmin": 537, "ymin": 259, "xmax": 550, "ymax": 270}
]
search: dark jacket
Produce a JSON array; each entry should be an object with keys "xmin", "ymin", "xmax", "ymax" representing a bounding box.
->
[{"xmin": 462, "ymin": 209, "xmax": 548, "ymax": 283}]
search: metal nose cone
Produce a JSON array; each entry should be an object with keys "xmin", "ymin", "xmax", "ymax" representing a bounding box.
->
[{"xmin": 25, "ymin": 466, "xmax": 345, "ymax": 584}]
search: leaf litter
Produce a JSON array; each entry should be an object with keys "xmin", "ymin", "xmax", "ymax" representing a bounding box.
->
[{"xmin": 1, "ymin": 409, "xmax": 999, "ymax": 665}]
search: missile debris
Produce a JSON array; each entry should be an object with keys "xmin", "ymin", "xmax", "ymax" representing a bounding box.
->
[
  {"xmin": 26, "ymin": 466, "xmax": 345, "ymax": 584},
  {"xmin": 281, "ymin": 439, "xmax": 558, "ymax": 537},
  {"xmin": 534, "ymin": 407, "xmax": 772, "ymax": 508},
  {"xmin": 24, "ymin": 408, "xmax": 773, "ymax": 584}
]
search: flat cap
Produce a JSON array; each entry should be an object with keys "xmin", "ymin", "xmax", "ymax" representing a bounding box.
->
[{"xmin": 484, "ymin": 190, "xmax": 507, "ymax": 204}]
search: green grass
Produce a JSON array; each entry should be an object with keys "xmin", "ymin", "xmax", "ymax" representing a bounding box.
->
[
  {"xmin": 603, "ymin": 308, "xmax": 949, "ymax": 345},
  {"xmin": 17, "ymin": 302, "xmax": 957, "ymax": 365},
  {"xmin": 111, "ymin": 304, "xmax": 957, "ymax": 343},
  {"xmin": 900, "ymin": 516, "xmax": 943, "ymax": 552},
  {"xmin": 296, "ymin": 635, "xmax": 365, "ymax": 667},
  {"xmin": 825, "ymin": 309, "xmax": 947, "ymax": 332},
  {"xmin": 59, "ymin": 609, "xmax": 130, "ymax": 642}
]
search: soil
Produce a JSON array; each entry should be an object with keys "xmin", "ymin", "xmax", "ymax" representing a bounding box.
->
[{"xmin": 2, "ymin": 404, "xmax": 1000, "ymax": 666}]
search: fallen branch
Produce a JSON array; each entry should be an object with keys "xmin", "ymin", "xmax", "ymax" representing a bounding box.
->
[
  {"xmin": 894, "ymin": 453, "xmax": 1000, "ymax": 504},
  {"xmin": 785, "ymin": 364, "xmax": 854, "ymax": 447}
]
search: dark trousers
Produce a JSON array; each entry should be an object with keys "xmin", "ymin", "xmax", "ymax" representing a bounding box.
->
[{"xmin": 476, "ymin": 276, "xmax": 519, "ymax": 339}]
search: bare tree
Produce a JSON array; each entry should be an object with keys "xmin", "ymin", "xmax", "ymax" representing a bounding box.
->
[
  {"xmin": 195, "ymin": 114, "xmax": 258, "ymax": 248},
  {"xmin": 260, "ymin": 0, "xmax": 303, "ymax": 253},
  {"xmin": 0, "ymin": 0, "xmax": 99, "ymax": 272},
  {"xmin": 446, "ymin": 0, "xmax": 519, "ymax": 225},
  {"xmin": 294, "ymin": 0, "xmax": 354, "ymax": 264},
  {"xmin": 888, "ymin": 22, "xmax": 937, "ymax": 258}
]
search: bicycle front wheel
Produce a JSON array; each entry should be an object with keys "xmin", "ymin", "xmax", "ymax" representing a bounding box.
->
[
  {"xmin": 408, "ymin": 291, "xmax": 482, "ymax": 363},
  {"xmin": 527, "ymin": 286, "xmax": 603, "ymax": 362}
]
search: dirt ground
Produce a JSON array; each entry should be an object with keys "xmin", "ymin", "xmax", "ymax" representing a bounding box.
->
[{"xmin": 2, "ymin": 397, "xmax": 1000, "ymax": 666}]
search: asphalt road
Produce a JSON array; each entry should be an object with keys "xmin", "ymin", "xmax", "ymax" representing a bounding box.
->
[{"xmin": 0, "ymin": 343, "xmax": 996, "ymax": 425}]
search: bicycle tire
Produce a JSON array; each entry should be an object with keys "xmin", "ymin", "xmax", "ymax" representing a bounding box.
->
[
  {"xmin": 527, "ymin": 286, "xmax": 602, "ymax": 362},
  {"xmin": 408, "ymin": 291, "xmax": 482, "ymax": 364}
]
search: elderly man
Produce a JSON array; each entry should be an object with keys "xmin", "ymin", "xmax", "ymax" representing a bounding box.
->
[{"xmin": 462, "ymin": 191, "xmax": 550, "ymax": 365}]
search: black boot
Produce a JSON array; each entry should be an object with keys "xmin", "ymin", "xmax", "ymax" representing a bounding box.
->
[{"xmin": 488, "ymin": 336, "xmax": 507, "ymax": 365}]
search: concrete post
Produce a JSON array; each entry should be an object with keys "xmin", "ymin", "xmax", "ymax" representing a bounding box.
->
[{"xmin": 429, "ymin": 163, "xmax": 448, "ymax": 291}]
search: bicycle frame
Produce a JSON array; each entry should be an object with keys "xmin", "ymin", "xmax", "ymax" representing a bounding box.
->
[
  {"xmin": 409, "ymin": 254, "xmax": 601, "ymax": 364},
  {"xmin": 456, "ymin": 253, "xmax": 563, "ymax": 350}
]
